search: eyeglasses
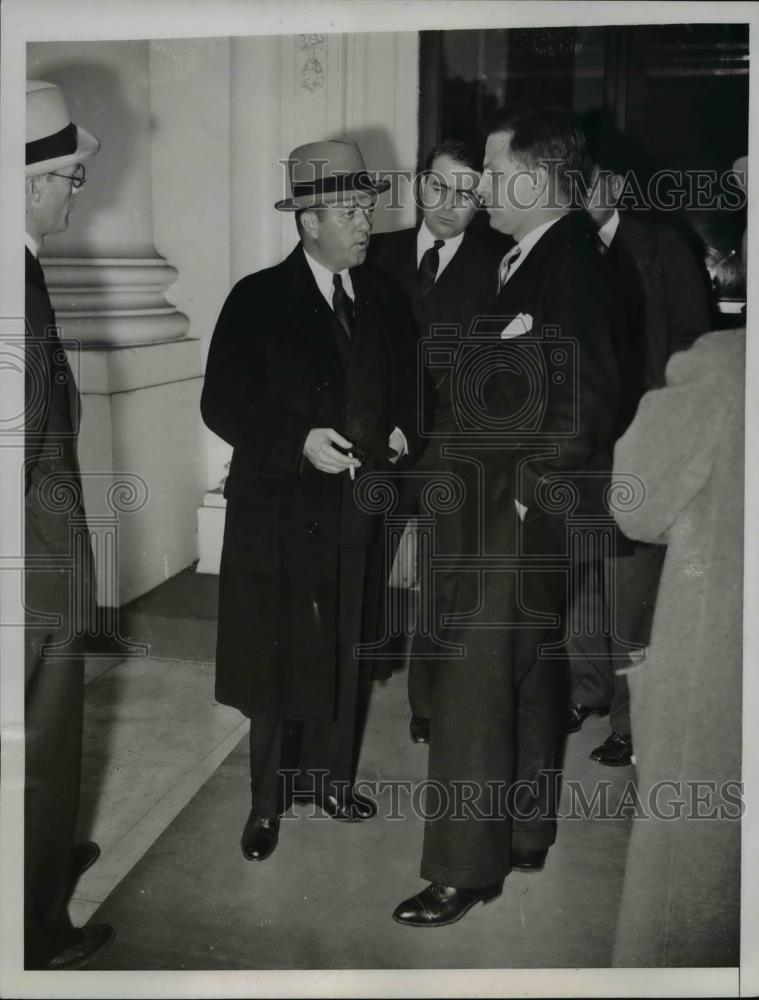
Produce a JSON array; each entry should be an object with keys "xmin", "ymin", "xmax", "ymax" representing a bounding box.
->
[{"xmin": 47, "ymin": 164, "xmax": 86, "ymax": 189}]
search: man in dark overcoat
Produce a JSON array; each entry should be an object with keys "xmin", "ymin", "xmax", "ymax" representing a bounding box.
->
[
  {"xmin": 201, "ymin": 140, "xmax": 426, "ymax": 862},
  {"xmin": 24, "ymin": 80, "xmax": 113, "ymax": 969},
  {"xmin": 368, "ymin": 139, "xmax": 503, "ymax": 745},
  {"xmin": 393, "ymin": 108, "xmax": 620, "ymax": 927},
  {"xmin": 565, "ymin": 113, "xmax": 711, "ymax": 767}
]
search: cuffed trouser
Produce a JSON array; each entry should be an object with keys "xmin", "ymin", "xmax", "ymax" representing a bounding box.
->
[
  {"xmin": 249, "ymin": 548, "xmax": 372, "ymax": 816},
  {"xmin": 567, "ymin": 542, "xmax": 665, "ymax": 735}
]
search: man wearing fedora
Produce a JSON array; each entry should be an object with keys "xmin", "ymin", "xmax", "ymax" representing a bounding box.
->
[
  {"xmin": 24, "ymin": 80, "xmax": 114, "ymax": 968},
  {"xmin": 201, "ymin": 139, "xmax": 426, "ymax": 862}
]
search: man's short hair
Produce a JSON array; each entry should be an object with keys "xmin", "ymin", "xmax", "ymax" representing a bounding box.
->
[
  {"xmin": 424, "ymin": 138, "xmax": 481, "ymax": 174},
  {"xmin": 484, "ymin": 106, "xmax": 586, "ymax": 203}
]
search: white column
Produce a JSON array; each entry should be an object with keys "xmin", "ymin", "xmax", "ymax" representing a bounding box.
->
[
  {"xmin": 28, "ymin": 40, "xmax": 206, "ymax": 604},
  {"xmin": 28, "ymin": 40, "xmax": 189, "ymax": 347}
]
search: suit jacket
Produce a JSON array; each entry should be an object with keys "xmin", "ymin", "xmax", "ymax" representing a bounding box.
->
[
  {"xmin": 414, "ymin": 212, "xmax": 620, "ymax": 662},
  {"xmin": 368, "ymin": 225, "xmax": 500, "ymax": 496},
  {"xmin": 368, "ymin": 225, "xmax": 501, "ymax": 337},
  {"xmin": 480, "ymin": 212, "xmax": 620, "ymax": 531},
  {"xmin": 201, "ymin": 244, "xmax": 426, "ymax": 721}
]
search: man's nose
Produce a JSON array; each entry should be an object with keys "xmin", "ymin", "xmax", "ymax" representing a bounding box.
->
[{"xmin": 355, "ymin": 210, "xmax": 372, "ymax": 231}]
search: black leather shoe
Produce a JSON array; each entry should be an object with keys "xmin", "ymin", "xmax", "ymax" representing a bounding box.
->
[
  {"xmin": 567, "ymin": 703, "xmax": 609, "ymax": 734},
  {"xmin": 392, "ymin": 881, "xmax": 502, "ymax": 927},
  {"xmin": 410, "ymin": 715, "xmax": 431, "ymax": 744},
  {"xmin": 590, "ymin": 731, "xmax": 633, "ymax": 766},
  {"xmin": 321, "ymin": 790, "xmax": 378, "ymax": 821},
  {"xmin": 241, "ymin": 811, "xmax": 280, "ymax": 861},
  {"xmin": 71, "ymin": 841, "xmax": 101, "ymax": 882},
  {"xmin": 510, "ymin": 847, "xmax": 547, "ymax": 872},
  {"xmin": 46, "ymin": 924, "xmax": 115, "ymax": 970}
]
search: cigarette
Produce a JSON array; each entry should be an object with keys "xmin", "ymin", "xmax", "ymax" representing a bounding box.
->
[{"xmin": 348, "ymin": 452, "xmax": 355, "ymax": 480}]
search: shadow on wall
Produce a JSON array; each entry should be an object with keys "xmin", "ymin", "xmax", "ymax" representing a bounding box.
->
[
  {"xmin": 338, "ymin": 125, "xmax": 415, "ymax": 234},
  {"xmin": 26, "ymin": 48, "xmax": 147, "ymax": 257}
]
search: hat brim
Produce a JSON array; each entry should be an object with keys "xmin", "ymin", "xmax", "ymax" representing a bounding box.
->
[
  {"xmin": 275, "ymin": 177, "xmax": 391, "ymax": 211},
  {"xmin": 26, "ymin": 125, "xmax": 100, "ymax": 176}
]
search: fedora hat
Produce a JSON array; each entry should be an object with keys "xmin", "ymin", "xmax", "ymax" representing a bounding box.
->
[
  {"xmin": 26, "ymin": 79, "xmax": 100, "ymax": 176},
  {"xmin": 275, "ymin": 138, "xmax": 390, "ymax": 211}
]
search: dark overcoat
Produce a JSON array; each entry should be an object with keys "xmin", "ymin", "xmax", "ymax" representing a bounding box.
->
[
  {"xmin": 614, "ymin": 215, "xmax": 710, "ymax": 389},
  {"xmin": 24, "ymin": 247, "xmax": 94, "ymax": 966},
  {"xmin": 200, "ymin": 245, "xmax": 425, "ymax": 723}
]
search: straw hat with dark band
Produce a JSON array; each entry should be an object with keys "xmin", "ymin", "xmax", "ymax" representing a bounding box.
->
[
  {"xmin": 26, "ymin": 79, "xmax": 100, "ymax": 176},
  {"xmin": 275, "ymin": 139, "xmax": 389, "ymax": 211}
]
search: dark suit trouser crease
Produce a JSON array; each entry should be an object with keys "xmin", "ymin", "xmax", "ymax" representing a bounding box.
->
[
  {"xmin": 567, "ymin": 543, "xmax": 665, "ymax": 735},
  {"xmin": 419, "ymin": 624, "xmax": 564, "ymax": 890},
  {"xmin": 249, "ymin": 548, "xmax": 371, "ymax": 816},
  {"xmin": 24, "ymin": 629, "xmax": 84, "ymax": 968}
]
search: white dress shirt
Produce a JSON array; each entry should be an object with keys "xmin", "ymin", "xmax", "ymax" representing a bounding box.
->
[
  {"xmin": 416, "ymin": 220, "xmax": 465, "ymax": 282},
  {"xmin": 499, "ymin": 215, "xmax": 562, "ymax": 286},
  {"xmin": 25, "ymin": 232, "xmax": 40, "ymax": 258},
  {"xmin": 597, "ymin": 209, "xmax": 620, "ymax": 249},
  {"xmin": 303, "ymin": 246, "xmax": 354, "ymax": 306}
]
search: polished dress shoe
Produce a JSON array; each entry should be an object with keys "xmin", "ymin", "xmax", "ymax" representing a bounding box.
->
[
  {"xmin": 393, "ymin": 881, "xmax": 502, "ymax": 927},
  {"xmin": 71, "ymin": 841, "xmax": 101, "ymax": 882},
  {"xmin": 241, "ymin": 811, "xmax": 280, "ymax": 861},
  {"xmin": 590, "ymin": 731, "xmax": 633, "ymax": 766},
  {"xmin": 510, "ymin": 847, "xmax": 547, "ymax": 872},
  {"xmin": 409, "ymin": 715, "xmax": 431, "ymax": 744},
  {"xmin": 567, "ymin": 702, "xmax": 609, "ymax": 734},
  {"xmin": 46, "ymin": 923, "xmax": 115, "ymax": 970},
  {"xmin": 294, "ymin": 788, "xmax": 378, "ymax": 822}
]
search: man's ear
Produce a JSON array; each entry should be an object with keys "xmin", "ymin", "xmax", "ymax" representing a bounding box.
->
[
  {"xmin": 26, "ymin": 175, "xmax": 44, "ymax": 203},
  {"xmin": 531, "ymin": 162, "xmax": 549, "ymax": 200},
  {"xmin": 610, "ymin": 173, "xmax": 625, "ymax": 204},
  {"xmin": 300, "ymin": 208, "xmax": 320, "ymax": 240}
]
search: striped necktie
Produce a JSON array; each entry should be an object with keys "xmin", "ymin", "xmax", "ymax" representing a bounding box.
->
[{"xmin": 498, "ymin": 245, "xmax": 522, "ymax": 292}]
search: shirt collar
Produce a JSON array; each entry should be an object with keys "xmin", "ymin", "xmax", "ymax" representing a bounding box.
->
[
  {"xmin": 302, "ymin": 245, "xmax": 354, "ymax": 305},
  {"xmin": 502, "ymin": 216, "xmax": 562, "ymax": 283},
  {"xmin": 597, "ymin": 209, "xmax": 620, "ymax": 248},
  {"xmin": 417, "ymin": 219, "xmax": 465, "ymax": 268},
  {"xmin": 25, "ymin": 232, "xmax": 39, "ymax": 258}
]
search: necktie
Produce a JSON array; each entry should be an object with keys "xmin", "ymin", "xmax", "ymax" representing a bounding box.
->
[
  {"xmin": 498, "ymin": 245, "xmax": 522, "ymax": 292},
  {"xmin": 597, "ymin": 233, "xmax": 610, "ymax": 256},
  {"xmin": 332, "ymin": 273, "xmax": 354, "ymax": 340},
  {"xmin": 419, "ymin": 239, "xmax": 445, "ymax": 298}
]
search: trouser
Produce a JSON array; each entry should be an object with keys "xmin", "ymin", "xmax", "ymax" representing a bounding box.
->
[
  {"xmin": 567, "ymin": 542, "xmax": 665, "ymax": 736},
  {"xmin": 24, "ymin": 632, "xmax": 84, "ymax": 969},
  {"xmin": 249, "ymin": 548, "xmax": 372, "ymax": 816},
  {"xmin": 419, "ymin": 624, "xmax": 565, "ymax": 890}
]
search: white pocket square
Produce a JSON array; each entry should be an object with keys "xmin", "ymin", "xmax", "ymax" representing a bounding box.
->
[{"xmin": 500, "ymin": 313, "xmax": 533, "ymax": 339}]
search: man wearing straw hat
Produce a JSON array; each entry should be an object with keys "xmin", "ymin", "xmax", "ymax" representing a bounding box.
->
[
  {"xmin": 202, "ymin": 139, "xmax": 425, "ymax": 862},
  {"xmin": 24, "ymin": 80, "xmax": 113, "ymax": 968}
]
